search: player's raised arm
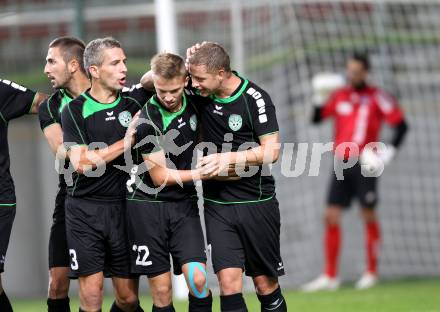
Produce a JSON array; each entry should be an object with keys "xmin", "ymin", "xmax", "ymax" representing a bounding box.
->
[
  {"xmin": 140, "ymin": 70, "xmax": 155, "ymax": 91},
  {"xmin": 29, "ymin": 92, "xmax": 48, "ymax": 114},
  {"xmin": 311, "ymin": 72, "xmax": 345, "ymax": 124},
  {"xmin": 0, "ymin": 79, "xmax": 46, "ymax": 119}
]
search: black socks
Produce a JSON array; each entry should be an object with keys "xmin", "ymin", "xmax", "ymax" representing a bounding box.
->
[
  {"xmin": 0, "ymin": 291, "xmax": 13, "ymax": 312},
  {"xmin": 189, "ymin": 291, "xmax": 213, "ymax": 312},
  {"xmin": 47, "ymin": 297, "xmax": 71, "ymax": 312},
  {"xmin": 220, "ymin": 293, "xmax": 247, "ymax": 312},
  {"xmin": 257, "ymin": 287, "xmax": 287, "ymax": 312}
]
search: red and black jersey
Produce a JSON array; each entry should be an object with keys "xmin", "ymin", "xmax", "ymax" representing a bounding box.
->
[
  {"xmin": 0, "ymin": 79, "xmax": 36, "ymax": 205},
  {"xmin": 320, "ymin": 85, "xmax": 404, "ymax": 159}
]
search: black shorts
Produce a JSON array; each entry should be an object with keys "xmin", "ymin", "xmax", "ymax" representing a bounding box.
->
[
  {"xmin": 204, "ymin": 197, "xmax": 285, "ymax": 278},
  {"xmin": 65, "ymin": 196, "xmax": 132, "ymax": 279},
  {"xmin": 0, "ymin": 206, "xmax": 16, "ymax": 273},
  {"xmin": 126, "ymin": 199, "xmax": 206, "ymax": 277},
  {"xmin": 48, "ymin": 189, "xmax": 70, "ymax": 268},
  {"xmin": 327, "ymin": 163, "xmax": 378, "ymax": 209}
]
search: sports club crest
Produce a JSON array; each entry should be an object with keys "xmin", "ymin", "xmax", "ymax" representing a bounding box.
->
[
  {"xmin": 228, "ymin": 114, "xmax": 242, "ymax": 131},
  {"xmin": 190, "ymin": 114, "xmax": 197, "ymax": 131},
  {"xmin": 118, "ymin": 110, "xmax": 132, "ymax": 127}
]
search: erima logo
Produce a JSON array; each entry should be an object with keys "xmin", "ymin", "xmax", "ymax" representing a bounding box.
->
[
  {"xmin": 177, "ymin": 117, "xmax": 186, "ymax": 129},
  {"xmin": 213, "ymin": 104, "xmax": 223, "ymax": 116},
  {"xmin": 246, "ymin": 87, "xmax": 267, "ymax": 123},
  {"xmin": 277, "ymin": 262, "xmax": 284, "ymax": 271},
  {"xmin": 105, "ymin": 111, "xmax": 116, "ymax": 121}
]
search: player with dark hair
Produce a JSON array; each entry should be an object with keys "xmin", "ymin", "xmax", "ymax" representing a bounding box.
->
[
  {"xmin": 186, "ymin": 42, "xmax": 287, "ymax": 312},
  {"xmin": 0, "ymin": 79, "xmax": 46, "ymax": 311},
  {"xmin": 302, "ymin": 52, "xmax": 409, "ymax": 291},
  {"xmin": 61, "ymin": 37, "xmax": 152, "ymax": 312},
  {"xmin": 39, "ymin": 36, "xmax": 90, "ymax": 312},
  {"xmin": 127, "ymin": 52, "xmax": 213, "ymax": 312}
]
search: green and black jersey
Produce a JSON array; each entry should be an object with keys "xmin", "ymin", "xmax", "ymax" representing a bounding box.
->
[
  {"xmin": 61, "ymin": 84, "xmax": 152, "ymax": 201},
  {"xmin": 38, "ymin": 88, "xmax": 74, "ymax": 191},
  {"xmin": 0, "ymin": 79, "xmax": 36, "ymax": 206},
  {"xmin": 128, "ymin": 93, "xmax": 199, "ymax": 202},
  {"xmin": 187, "ymin": 73, "xmax": 279, "ymax": 204}
]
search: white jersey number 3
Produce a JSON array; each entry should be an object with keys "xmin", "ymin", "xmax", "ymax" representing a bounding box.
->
[{"xmin": 69, "ymin": 249, "xmax": 79, "ymax": 270}]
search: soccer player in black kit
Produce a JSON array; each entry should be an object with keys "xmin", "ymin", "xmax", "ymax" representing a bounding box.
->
[
  {"xmin": 39, "ymin": 36, "xmax": 91, "ymax": 312},
  {"xmin": 186, "ymin": 42, "xmax": 287, "ymax": 312},
  {"xmin": 127, "ymin": 53, "xmax": 213, "ymax": 312},
  {"xmin": 0, "ymin": 79, "xmax": 46, "ymax": 311},
  {"xmin": 61, "ymin": 37, "xmax": 152, "ymax": 312}
]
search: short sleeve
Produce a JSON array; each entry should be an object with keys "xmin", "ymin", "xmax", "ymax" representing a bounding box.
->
[
  {"xmin": 38, "ymin": 95, "xmax": 59, "ymax": 131},
  {"xmin": 61, "ymin": 101, "xmax": 88, "ymax": 148},
  {"xmin": 0, "ymin": 79, "xmax": 36, "ymax": 121},
  {"xmin": 122, "ymin": 83, "xmax": 154, "ymax": 109},
  {"xmin": 248, "ymin": 88, "xmax": 279, "ymax": 138},
  {"xmin": 135, "ymin": 105, "xmax": 163, "ymax": 156},
  {"xmin": 376, "ymin": 90, "xmax": 404, "ymax": 126}
]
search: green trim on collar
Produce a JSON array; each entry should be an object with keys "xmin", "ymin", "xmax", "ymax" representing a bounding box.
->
[
  {"xmin": 149, "ymin": 94, "xmax": 187, "ymax": 131},
  {"xmin": 59, "ymin": 89, "xmax": 74, "ymax": 113},
  {"xmin": 82, "ymin": 92, "xmax": 121, "ymax": 119},
  {"xmin": 210, "ymin": 72, "xmax": 249, "ymax": 104}
]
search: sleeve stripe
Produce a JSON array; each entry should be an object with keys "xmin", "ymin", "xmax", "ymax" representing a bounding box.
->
[
  {"xmin": 67, "ymin": 104, "xmax": 86, "ymax": 144},
  {"xmin": 258, "ymin": 131, "xmax": 279, "ymax": 139},
  {"xmin": 0, "ymin": 111, "xmax": 7, "ymax": 125}
]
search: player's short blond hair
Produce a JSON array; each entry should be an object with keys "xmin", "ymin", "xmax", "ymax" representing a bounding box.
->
[
  {"xmin": 150, "ymin": 53, "xmax": 187, "ymax": 80},
  {"xmin": 188, "ymin": 42, "xmax": 231, "ymax": 73}
]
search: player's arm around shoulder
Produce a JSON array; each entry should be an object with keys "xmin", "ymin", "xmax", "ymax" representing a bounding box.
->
[
  {"xmin": 140, "ymin": 70, "xmax": 155, "ymax": 92},
  {"xmin": 29, "ymin": 92, "xmax": 48, "ymax": 114}
]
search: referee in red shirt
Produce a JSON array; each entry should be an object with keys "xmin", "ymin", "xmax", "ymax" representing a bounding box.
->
[{"xmin": 302, "ymin": 52, "xmax": 408, "ymax": 291}]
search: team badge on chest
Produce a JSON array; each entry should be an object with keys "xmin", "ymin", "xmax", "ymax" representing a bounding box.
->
[
  {"xmin": 118, "ymin": 110, "xmax": 132, "ymax": 127},
  {"xmin": 228, "ymin": 114, "xmax": 242, "ymax": 131}
]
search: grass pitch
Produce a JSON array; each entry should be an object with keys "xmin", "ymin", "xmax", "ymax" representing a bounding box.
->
[{"xmin": 12, "ymin": 278, "xmax": 440, "ymax": 311}]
